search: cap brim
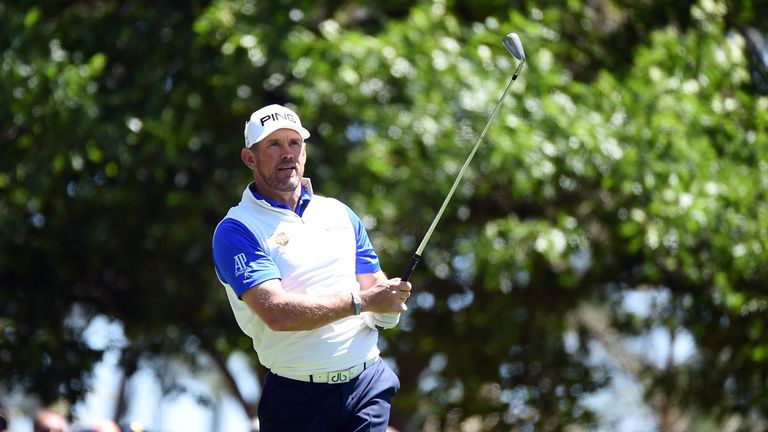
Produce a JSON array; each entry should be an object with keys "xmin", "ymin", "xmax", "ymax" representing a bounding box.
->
[{"xmin": 247, "ymin": 125, "xmax": 311, "ymax": 148}]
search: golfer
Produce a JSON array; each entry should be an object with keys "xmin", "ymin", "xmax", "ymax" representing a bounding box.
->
[{"xmin": 212, "ymin": 103, "xmax": 412, "ymax": 431}]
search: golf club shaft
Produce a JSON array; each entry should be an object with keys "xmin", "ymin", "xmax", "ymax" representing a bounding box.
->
[{"xmin": 401, "ymin": 59, "xmax": 525, "ymax": 282}]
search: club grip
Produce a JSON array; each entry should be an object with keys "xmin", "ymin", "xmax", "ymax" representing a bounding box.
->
[
  {"xmin": 375, "ymin": 254, "xmax": 420, "ymax": 330},
  {"xmin": 401, "ymin": 253, "xmax": 422, "ymax": 282}
]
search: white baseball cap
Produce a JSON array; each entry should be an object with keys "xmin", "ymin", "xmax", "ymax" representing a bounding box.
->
[{"xmin": 243, "ymin": 104, "xmax": 310, "ymax": 148}]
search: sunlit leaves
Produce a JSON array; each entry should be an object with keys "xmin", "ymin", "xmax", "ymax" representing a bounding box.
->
[{"xmin": 2, "ymin": 0, "xmax": 768, "ymax": 428}]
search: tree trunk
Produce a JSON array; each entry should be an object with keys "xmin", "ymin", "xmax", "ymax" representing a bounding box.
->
[{"xmin": 205, "ymin": 345, "xmax": 259, "ymax": 421}]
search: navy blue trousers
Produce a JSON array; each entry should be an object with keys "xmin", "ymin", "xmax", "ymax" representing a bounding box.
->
[{"xmin": 258, "ymin": 359, "xmax": 400, "ymax": 432}]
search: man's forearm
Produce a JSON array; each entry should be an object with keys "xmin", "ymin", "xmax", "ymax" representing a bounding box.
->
[
  {"xmin": 243, "ymin": 275, "xmax": 409, "ymax": 331},
  {"xmin": 243, "ymin": 287, "xmax": 356, "ymax": 331}
]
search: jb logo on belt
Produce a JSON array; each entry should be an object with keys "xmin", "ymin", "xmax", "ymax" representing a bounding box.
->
[
  {"xmin": 275, "ymin": 357, "xmax": 378, "ymax": 383},
  {"xmin": 328, "ymin": 371, "xmax": 350, "ymax": 383}
]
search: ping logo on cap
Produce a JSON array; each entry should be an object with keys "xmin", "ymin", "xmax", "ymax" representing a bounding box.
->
[{"xmin": 259, "ymin": 111, "xmax": 298, "ymax": 127}]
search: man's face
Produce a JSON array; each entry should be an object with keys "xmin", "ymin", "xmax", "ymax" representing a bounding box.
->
[{"xmin": 249, "ymin": 128, "xmax": 306, "ymax": 193}]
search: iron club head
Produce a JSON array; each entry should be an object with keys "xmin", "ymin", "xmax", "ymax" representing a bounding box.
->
[{"xmin": 503, "ymin": 33, "xmax": 525, "ymax": 61}]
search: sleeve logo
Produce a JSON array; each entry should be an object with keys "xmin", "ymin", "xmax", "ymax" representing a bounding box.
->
[{"xmin": 233, "ymin": 253, "xmax": 247, "ymax": 276}]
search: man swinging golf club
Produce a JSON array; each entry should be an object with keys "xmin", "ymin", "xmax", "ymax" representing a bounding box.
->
[
  {"xmin": 212, "ymin": 32, "xmax": 526, "ymax": 431},
  {"xmin": 212, "ymin": 103, "xmax": 411, "ymax": 431}
]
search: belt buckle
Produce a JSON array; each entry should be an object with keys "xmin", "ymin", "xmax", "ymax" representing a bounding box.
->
[{"xmin": 327, "ymin": 369, "xmax": 350, "ymax": 383}]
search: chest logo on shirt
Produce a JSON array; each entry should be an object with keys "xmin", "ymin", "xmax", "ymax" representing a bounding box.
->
[
  {"xmin": 324, "ymin": 223, "xmax": 350, "ymax": 232},
  {"xmin": 272, "ymin": 231, "xmax": 290, "ymax": 247}
]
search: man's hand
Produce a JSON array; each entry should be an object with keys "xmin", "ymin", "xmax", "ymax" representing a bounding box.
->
[
  {"xmin": 357, "ymin": 272, "xmax": 412, "ymax": 330},
  {"xmin": 363, "ymin": 311, "xmax": 400, "ymax": 329},
  {"xmin": 360, "ymin": 278, "xmax": 412, "ymax": 314}
]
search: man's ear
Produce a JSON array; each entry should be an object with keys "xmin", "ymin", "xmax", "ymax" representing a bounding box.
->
[{"xmin": 241, "ymin": 147, "xmax": 256, "ymax": 169}]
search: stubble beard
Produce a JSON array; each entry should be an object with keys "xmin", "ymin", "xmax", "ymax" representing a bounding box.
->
[{"xmin": 256, "ymin": 165, "xmax": 300, "ymax": 192}]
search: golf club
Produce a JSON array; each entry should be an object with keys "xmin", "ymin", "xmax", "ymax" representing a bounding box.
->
[{"xmin": 401, "ymin": 32, "xmax": 526, "ymax": 282}]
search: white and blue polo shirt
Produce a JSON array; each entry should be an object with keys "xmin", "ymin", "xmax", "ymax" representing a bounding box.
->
[{"xmin": 212, "ymin": 178, "xmax": 381, "ymax": 375}]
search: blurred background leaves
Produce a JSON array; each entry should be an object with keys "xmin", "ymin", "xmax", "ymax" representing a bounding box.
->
[{"xmin": 1, "ymin": 0, "xmax": 767, "ymax": 430}]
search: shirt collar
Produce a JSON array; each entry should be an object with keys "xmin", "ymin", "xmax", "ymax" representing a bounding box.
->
[{"xmin": 249, "ymin": 178, "xmax": 313, "ymax": 216}]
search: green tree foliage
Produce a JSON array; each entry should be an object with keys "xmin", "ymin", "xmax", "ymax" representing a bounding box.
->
[
  {"xmin": 1, "ymin": 0, "xmax": 767, "ymax": 430},
  {"xmin": 0, "ymin": 0, "xmax": 240, "ymax": 405}
]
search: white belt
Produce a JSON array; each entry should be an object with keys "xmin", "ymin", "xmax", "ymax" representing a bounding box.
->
[{"xmin": 274, "ymin": 357, "xmax": 379, "ymax": 384}]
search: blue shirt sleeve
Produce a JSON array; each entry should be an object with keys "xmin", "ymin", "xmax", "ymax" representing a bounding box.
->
[
  {"xmin": 212, "ymin": 218, "xmax": 281, "ymax": 298},
  {"xmin": 345, "ymin": 205, "xmax": 381, "ymax": 275}
]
